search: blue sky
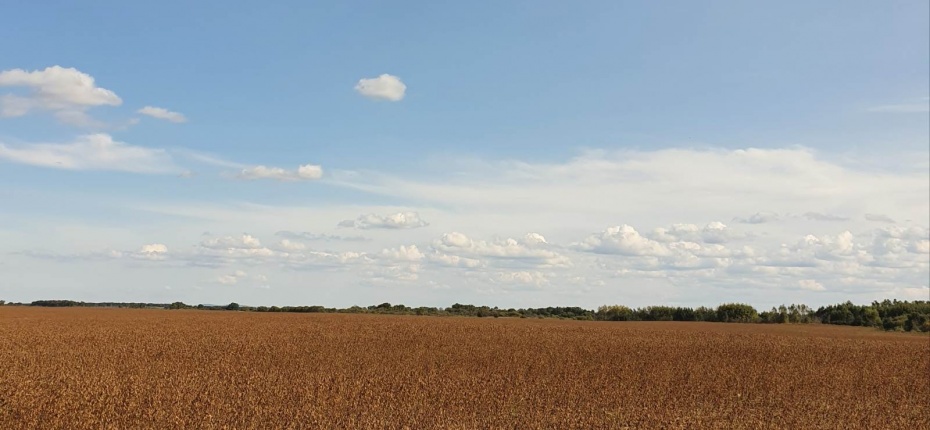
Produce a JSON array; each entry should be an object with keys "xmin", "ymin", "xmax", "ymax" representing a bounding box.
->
[{"xmin": 1, "ymin": 1, "xmax": 928, "ymax": 308}]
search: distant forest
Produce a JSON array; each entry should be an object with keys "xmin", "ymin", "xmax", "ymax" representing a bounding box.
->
[{"xmin": 5, "ymin": 298, "xmax": 929, "ymax": 333}]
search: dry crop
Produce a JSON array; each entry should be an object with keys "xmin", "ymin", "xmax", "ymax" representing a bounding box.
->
[{"xmin": 1, "ymin": 307, "xmax": 928, "ymax": 429}]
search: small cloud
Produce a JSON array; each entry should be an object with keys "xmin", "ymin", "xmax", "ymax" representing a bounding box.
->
[
  {"xmin": 139, "ymin": 243, "xmax": 168, "ymax": 254},
  {"xmin": 339, "ymin": 212, "xmax": 429, "ymax": 230},
  {"xmin": 237, "ymin": 164, "xmax": 323, "ymax": 181},
  {"xmin": 138, "ymin": 106, "xmax": 187, "ymax": 123},
  {"xmin": 354, "ymin": 74, "xmax": 406, "ymax": 101},
  {"xmin": 864, "ymin": 213, "xmax": 896, "ymax": 224},
  {"xmin": 215, "ymin": 270, "xmax": 248, "ymax": 285},
  {"xmin": 801, "ymin": 212, "xmax": 850, "ymax": 222},
  {"xmin": 213, "ymin": 270, "xmax": 267, "ymax": 286},
  {"xmin": 733, "ymin": 212, "xmax": 780, "ymax": 224}
]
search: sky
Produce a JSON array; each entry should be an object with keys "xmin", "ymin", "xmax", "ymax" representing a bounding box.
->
[{"xmin": 0, "ymin": 0, "xmax": 928, "ymax": 309}]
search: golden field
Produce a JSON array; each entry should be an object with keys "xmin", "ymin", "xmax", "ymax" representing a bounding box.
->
[{"xmin": 0, "ymin": 307, "xmax": 927, "ymax": 429}]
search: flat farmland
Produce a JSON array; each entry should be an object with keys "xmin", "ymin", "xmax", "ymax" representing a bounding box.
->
[{"xmin": 1, "ymin": 308, "xmax": 927, "ymax": 429}]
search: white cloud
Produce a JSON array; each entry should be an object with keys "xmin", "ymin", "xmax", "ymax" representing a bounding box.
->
[
  {"xmin": 139, "ymin": 244, "xmax": 168, "ymax": 254},
  {"xmin": 433, "ymin": 232, "xmax": 570, "ymax": 268},
  {"xmin": 428, "ymin": 252, "xmax": 483, "ymax": 268},
  {"xmin": 138, "ymin": 106, "xmax": 187, "ymax": 123},
  {"xmin": 494, "ymin": 271, "xmax": 550, "ymax": 288},
  {"xmin": 576, "ymin": 225, "xmax": 670, "ymax": 256},
  {"xmin": 0, "ymin": 133, "xmax": 177, "ymax": 173},
  {"xmin": 381, "ymin": 245, "xmax": 425, "ymax": 262},
  {"xmin": 648, "ymin": 222, "xmax": 739, "ymax": 244},
  {"xmin": 339, "ymin": 212, "xmax": 428, "ymax": 230},
  {"xmin": 8, "ymin": 145, "xmax": 928, "ymax": 308},
  {"xmin": 201, "ymin": 234, "xmax": 265, "ymax": 250},
  {"xmin": 734, "ymin": 212, "xmax": 780, "ymax": 224},
  {"xmin": 354, "ymin": 74, "xmax": 406, "ymax": 101},
  {"xmin": 137, "ymin": 243, "xmax": 168, "ymax": 260},
  {"xmin": 216, "ymin": 270, "xmax": 248, "ymax": 285},
  {"xmin": 0, "ymin": 66, "xmax": 121, "ymax": 125},
  {"xmin": 214, "ymin": 270, "xmax": 267, "ymax": 286},
  {"xmin": 237, "ymin": 164, "xmax": 323, "ymax": 181},
  {"xmin": 276, "ymin": 239, "xmax": 307, "ymax": 252},
  {"xmin": 15, "ymin": 221, "xmax": 927, "ymax": 308},
  {"xmin": 331, "ymin": 148, "xmax": 928, "ymax": 237}
]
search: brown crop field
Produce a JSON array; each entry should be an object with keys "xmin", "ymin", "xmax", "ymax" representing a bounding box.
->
[{"xmin": 1, "ymin": 307, "xmax": 928, "ymax": 429}]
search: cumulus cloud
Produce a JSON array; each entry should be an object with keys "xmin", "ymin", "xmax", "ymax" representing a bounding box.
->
[
  {"xmin": 136, "ymin": 244, "xmax": 169, "ymax": 260},
  {"xmin": 433, "ymin": 232, "xmax": 570, "ymax": 268},
  {"xmin": 17, "ymin": 222, "xmax": 927, "ymax": 306},
  {"xmin": 0, "ymin": 66, "xmax": 121, "ymax": 126},
  {"xmin": 354, "ymin": 74, "xmax": 406, "ymax": 101},
  {"xmin": 576, "ymin": 225, "xmax": 670, "ymax": 256},
  {"xmin": 0, "ymin": 133, "xmax": 177, "ymax": 173},
  {"xmin": 11, "ymin": 145, "xmax": 928, "ymax": 306},
  {"xmin": 381, "ymin": 245, "xmax": 425, "ymax": 262},
  {"xmin": 137, "ymin": 106, "xmax": 187, "ymax": 123},
  {"xmin": 237, "ymin": 164, "xmax": 323, "ymax": 181},
  {"xmin": 339, "ymin": 212, "xmax": 429, "ymax": 230}
]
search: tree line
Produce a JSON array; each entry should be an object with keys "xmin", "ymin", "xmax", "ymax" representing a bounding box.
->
[{"xmin": 6, "ymin": 298, "xmax": 928, "ymax": 332}]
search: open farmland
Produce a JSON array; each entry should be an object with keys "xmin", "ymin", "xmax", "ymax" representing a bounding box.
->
[{"xmin": 1, "ymin": 307, "xmax": 928, "ymax": 429}]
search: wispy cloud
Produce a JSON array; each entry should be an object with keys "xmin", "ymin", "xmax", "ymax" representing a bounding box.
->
[
  {"xmin": 0, "ymin": 133, "xmax": 179, "ymax": 174},
  {"xmin": 867, "ymin": 97, "xmax": 930, "ymax": 113},
  {"xmin": 338, "ymin": 212, "xmax": 429, "ymax": 230},
  {"xmin": 865, "ymin": 213, "xmax": 896, "ymax": 224},
  {"xmin": 138, "ymin": 106, "xmax": 187, "ymax": 123}
]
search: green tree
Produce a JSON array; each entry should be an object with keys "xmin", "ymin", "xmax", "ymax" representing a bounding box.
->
[
  {"xmin": 905, "ymin": 313, "xmax": 929, "ymax": 332},
  {"xmin": 595, "ymin": 305, "xmax": 636, "ymax": 321},
  {"xmin": 861, "ymin": 307, "xmax": 881, "ymax": 327},
  {"xmin": 716, "ymin": 303, "xmax": 759, "ymax": 323},
  {"xmin": 226, "ymin": 302, "xmax": 240, "ymax": 311}
]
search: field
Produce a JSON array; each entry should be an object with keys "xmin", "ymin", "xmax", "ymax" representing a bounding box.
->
[{"xmin": 1, "ymin": 307, "xmax": 928, "ymax": 429}]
